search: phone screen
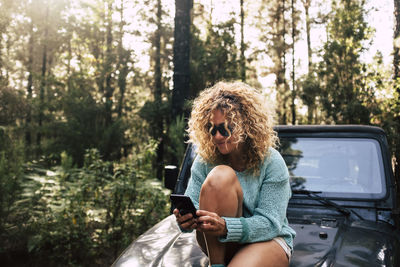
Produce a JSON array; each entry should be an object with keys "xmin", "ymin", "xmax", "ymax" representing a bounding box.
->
[{"xmin": 170, "ymin": 194, "xmax": 198, "ymax": 218}]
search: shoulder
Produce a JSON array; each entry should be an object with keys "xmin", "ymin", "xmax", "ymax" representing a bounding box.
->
[
  {"xmin": 191, "ymin": 155, "xmax": 213, "ymax": 176},
  {"xmin": 262, "ymin": 147, "xmax": 286, "ymax": 166},
  {"xmin": 260, "ymin": 148, "xmax": 289, "ymax": 182},
  {"xmin": 192, "ymin": 154, "xmax": 208, "ymax": 168}
]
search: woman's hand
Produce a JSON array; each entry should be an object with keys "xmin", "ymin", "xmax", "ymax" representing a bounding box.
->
[
  {"xmin": 173, "ymin": 209, "xmax": 198, "ymax": 230},
  {"xmin": 195, "ymin": 210, "xmax": 227, "ymax": 237}
]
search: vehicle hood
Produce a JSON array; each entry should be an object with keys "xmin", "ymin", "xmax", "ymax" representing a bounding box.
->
[
  {"xmin": 290, "ymin": 218, "xmax": 400, "ymax": 266},
  {"xmin": 112, "ymin": 215, "xmax": 208, "ymax": 267},
  {"xmin": 112, "ymin": 215, "xmax": 400, "ymax": 267}
]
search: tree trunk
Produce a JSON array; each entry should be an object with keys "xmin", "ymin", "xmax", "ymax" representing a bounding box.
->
[
  {"xmin": 104, "ymin": 1, "xmax": 114, "ymax": 128},
  {"xmin": 0, "ymin": 33, "xmax": 4, "ymax": 85},
  {"xmin": 240, "ymin": 0, "xmax": 246, "ymax": 82},
  {"xmin": 302, "ymin": 0, "xmax": 315, "ymax": 124},
  {"xmin": 395, "ymin": 0, "xmax": 400, "ymax": 81},
  {"xmin": 393, "ymin": 0, "xmax": 400, "ymax": 195},
  {"xmin": 291, "ymin": 0, "xmax": 296, "ymax": 125},
  {"xmin": 282, "ymin": 0, "xmax": 288, "ymax": 124},
  {"xmin": 37, "ymin": 7, "xmax": 49, "ymax": 153},
  {"xmin": 172, "ymin": 0, "xmax": 192, "ymax": 119},
  {"xmin": 303, "ymin": 0, "xmax": 312, "ymax": 71},
  {"xmin": 66, "ymin": 29, "xmax": 72, "ymax": 92},
  {"xmin": 26, "ymin": 22, "xmax": 34, "ymax": 149},
  {"xmin": 117, "ymin": 0, "xmax": 127, "ymax": 118},
  {"xmin": 155, "ymin": 0, "xmax": 164, "ymax": 180}
]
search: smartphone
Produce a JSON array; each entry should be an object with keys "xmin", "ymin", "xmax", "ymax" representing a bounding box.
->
[{"xmin": 170, "ymin": 194, "xmax": 198, "ymax": 218}]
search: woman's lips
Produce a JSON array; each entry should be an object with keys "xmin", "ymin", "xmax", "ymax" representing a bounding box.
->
[{"xmin": 216, "ymin": 142, "xmax": 230, "ymax": 149}]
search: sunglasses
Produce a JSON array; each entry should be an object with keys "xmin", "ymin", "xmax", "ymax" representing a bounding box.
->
[{"xmin": 208, "ymin": 123, "xmax": 233, "ymax": 137}]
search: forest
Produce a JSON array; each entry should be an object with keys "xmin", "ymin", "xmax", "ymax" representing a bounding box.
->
[{"xmin": 1, "ymin": 0, "xmax": 400, "ymax": 266}]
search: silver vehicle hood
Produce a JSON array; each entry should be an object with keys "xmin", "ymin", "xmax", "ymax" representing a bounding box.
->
[
  {"xmin": 113, "ymin": 214, "xmax": 400, "ymax": 267},
  {"xmin": 112, "ymin": 215, "xmax": 208, "ymax": 267}
]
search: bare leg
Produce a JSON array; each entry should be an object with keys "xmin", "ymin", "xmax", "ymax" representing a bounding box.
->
[{"xmin": 196, "ymin": 165, "xmax": 243, "ymax": 265}]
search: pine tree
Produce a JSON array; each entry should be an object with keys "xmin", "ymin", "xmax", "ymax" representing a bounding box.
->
[
  {"xmin": 257, "ymin": 0, "xmax": 292, "ymax": 124},
  {"xmin": 393, "ymin": 0, "xmax": 400, "ymax": 194},
  {"xmin": 172, "ymin": 0, "xmax": 192, "ymax": 119},
  {"xmin": 318, "ymin": 0, "xmax": 373, "ymax": 124}
]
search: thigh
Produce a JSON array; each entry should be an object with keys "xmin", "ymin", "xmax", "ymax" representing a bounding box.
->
[
  {"xmin": 228, "ymin": 240, "xmax": 289, "ymax": 267},
  {"xmin": 196, "ymin": 231, "xmax": 243, "ymax": 259},
  {"xmin": 225, "ymin": 242, "xmax": 245, "ymax": 264}
]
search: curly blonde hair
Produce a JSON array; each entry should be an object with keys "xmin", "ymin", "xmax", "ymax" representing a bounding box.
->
[{"xmin": 188, "ymin": 81, "xmax": 278, "ymax": 172}]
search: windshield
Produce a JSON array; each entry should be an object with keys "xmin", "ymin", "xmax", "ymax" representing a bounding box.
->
[{"xmin": 278, "ymin": 137, "xmax": 386, "ymax": 199}]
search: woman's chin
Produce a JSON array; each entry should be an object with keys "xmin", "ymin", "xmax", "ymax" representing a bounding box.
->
[{"xmin": 216, "ymin": 144, "xmax": 231, "ymax": 155}]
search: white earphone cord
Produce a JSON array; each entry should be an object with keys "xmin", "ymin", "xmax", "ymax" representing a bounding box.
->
[{"xmin": 203, "ymin": 232, "xmax": 212, "ymax": 267}]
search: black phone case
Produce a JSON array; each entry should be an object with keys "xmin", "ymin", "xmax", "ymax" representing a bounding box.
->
[{"xmin": 170, "ymin": 194, "xmax": 198, "ymax": 218}]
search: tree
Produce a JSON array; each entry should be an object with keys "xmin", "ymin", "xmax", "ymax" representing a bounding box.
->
[
  {"xmin": 0, "ymin": 0, "xmax": 20, "ymax": 86},
  {"xmin": 36, "ymin": 6, "xmax": 49, "ymax": 153},
  {"xmin": 64, "ymin": 0, "xmax": 132, "ymax": 163},
  {"xmin": 172, "ymin": 0, "xmax": 192, "ymax": 119},
  {"xmin": 116, "ymin": 0, "xmax": 130, "ymax": 119},
  {"xmin": 16, "ymin": 0, "xmax": 69, "ymax": 158},
  {"xmin": 395, "ymin": 0, "xmax": 400, "ymax": 80},
  {"xmin": 104, "ymin": 1, "xmax": 114, "ymax": 128},
  {"xmin": 203, "ymin": 19, "xmax": 240, "ymax": 85},
  {"xmin": 318, "ymin": 0, "xmax": 374, "ymax": 124},
  {"xmin": 393, "ymin": 0, "xmax": 400, "ymax": 192},
  {"xmin": 139, "ymin": 0, "xmax": 174, "ymax": 179},
  {"xmin": 257, "ymin": 0, "xmax": 292, "ymax": 124},
  {"xmin": 189, "ymin": 17, "xmax": 241, "ymax": 97},
  {"xmin": 298, "ymin": 0, "xmax": 331, "ymax": 124},
  {"xmin": 240, "ymin": 0, "xmax": 246, "ymax": 82},
  {"xmin": 290, "ymin": 0, "xmax": 301, "ymax": 124},
  {"xmin": 299, "ymin": 73, "xmax": 322, "ymax": 123},
  {"xmin": 25, "ymin": 20, "xmax": 35, "ymax": 149}
]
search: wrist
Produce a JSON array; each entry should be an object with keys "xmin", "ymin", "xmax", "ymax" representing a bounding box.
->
[{"xmin": 221, "ymin": 218, "xmax": 228, "ymax": 238}]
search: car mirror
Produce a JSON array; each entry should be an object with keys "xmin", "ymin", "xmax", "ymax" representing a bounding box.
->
[{"xmin": 164, "ymin": 165, "xmax": 178, "ymax": 190}]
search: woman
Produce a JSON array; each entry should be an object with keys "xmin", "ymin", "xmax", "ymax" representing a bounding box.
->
[{"xmin": 173, "ymin": 81, "xmax": 296, "ymax": 267}]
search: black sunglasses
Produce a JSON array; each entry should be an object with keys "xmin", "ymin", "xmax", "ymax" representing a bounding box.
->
[{"xmin": 208, "ymin": 123, "xmax": 233, "ymax": 137}]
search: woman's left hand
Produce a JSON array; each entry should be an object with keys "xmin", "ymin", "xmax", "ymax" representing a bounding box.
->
[{"xmin": 195, "ymin": 210, "xmax": 228, "ymax": 237}]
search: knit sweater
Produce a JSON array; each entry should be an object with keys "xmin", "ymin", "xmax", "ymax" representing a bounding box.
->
[{"xmin": 184, "ymin": 148, "xmax": 296, "ymax": 250}]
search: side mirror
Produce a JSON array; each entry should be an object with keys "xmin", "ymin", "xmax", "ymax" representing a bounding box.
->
[{"xmin": 164, "ymin": 165, "xmax": 178, "ymax": 190}]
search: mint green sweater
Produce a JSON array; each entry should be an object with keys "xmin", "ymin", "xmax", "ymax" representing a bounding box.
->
[{"xmin": 184, "ymin": 148, "xmax": 296, "ymax": 250}]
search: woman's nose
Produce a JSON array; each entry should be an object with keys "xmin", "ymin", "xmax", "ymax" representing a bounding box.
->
[{"xmin": 213, "ymin": 130, "xmax": 225, "ymax": 140}]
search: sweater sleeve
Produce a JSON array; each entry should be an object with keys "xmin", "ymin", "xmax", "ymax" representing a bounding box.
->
[
  {"xmin": 184, "ymin": 155, "xmax": 209, "ymax": 210},
  {"xmin": 175, "ymin": 156, "xmax": 208, "ymax": 233},
  {"xmin": 219, "ymin": 149, "xmax": 292, "ymax": 244}
]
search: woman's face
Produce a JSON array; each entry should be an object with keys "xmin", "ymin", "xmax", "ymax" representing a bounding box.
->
[{"xmin": 210, "ymin": 109, "xmax": 239, "ymax": 155}]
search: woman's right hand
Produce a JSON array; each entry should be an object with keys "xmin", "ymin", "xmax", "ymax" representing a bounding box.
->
[{"xmin": 173, "ymin": 208, "xmax": 198, "ymax": 230}]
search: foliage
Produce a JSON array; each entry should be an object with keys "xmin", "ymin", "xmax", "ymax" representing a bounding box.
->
[
  {"xmin": 190, "ymin": 19, "xmax": 241, "ymax": 98},
  {"xmin": 203, "ymin": 19, "xmax": 240, "ymax": 85},
  {"xmin": 299, "ymin": 72, "xmax": 322, "ymax": 124},
  {"xmin": 0, "ymin": 148, "xmax": 169, "ymax": 266},
  {"xmin": 0, "ymin": 88, "xmax": 28, "ymax": 125},
  {"xmin": 0, "ymin": 127, "xmax": 25, "ymax": 245},
  {"xmin": 166, "ymin": 114, "xmax": 187, "ymax": 167},
  {"xmin": 318, "ymin": 0, "xmax": 375, "ymax": 124},
  {"xmin": 375, "ymin": 77, "xmax": 400, "ymax": 169},
  {"xmin": 256, "ymin": 0, "xmax": 299, "ymax": 124},
  {"xmin": 45, "ymin": 78, "xmax": 129, "ymax": 166}
]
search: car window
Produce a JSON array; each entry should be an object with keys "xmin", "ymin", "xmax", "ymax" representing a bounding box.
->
[{"xmin": 278, "ymin": 137, "xmax": 386, "ymax": 199}]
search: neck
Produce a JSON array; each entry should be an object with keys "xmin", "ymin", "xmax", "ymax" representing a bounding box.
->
[{"xmin": 227, "ymin": 145, "xmax": 246, "ymax": 172}]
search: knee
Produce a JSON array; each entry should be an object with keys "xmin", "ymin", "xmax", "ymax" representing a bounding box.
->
[{"xmin": 201, "ymin": 165, "xmax": 239, "ymax": 194}]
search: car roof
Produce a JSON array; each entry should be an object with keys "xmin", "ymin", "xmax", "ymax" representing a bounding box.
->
[{"xmin": 274, "ymin": 125, "xmax": 385, "ymax": 135}]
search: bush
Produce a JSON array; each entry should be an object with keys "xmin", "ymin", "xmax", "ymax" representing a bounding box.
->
[
  {"xmin": 1, "ymin": 149, "xmax": 170, "ymax": 266},
  {"xmin": 0, "ymin": 127, "xmax": 25, "ymax": 255}
]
